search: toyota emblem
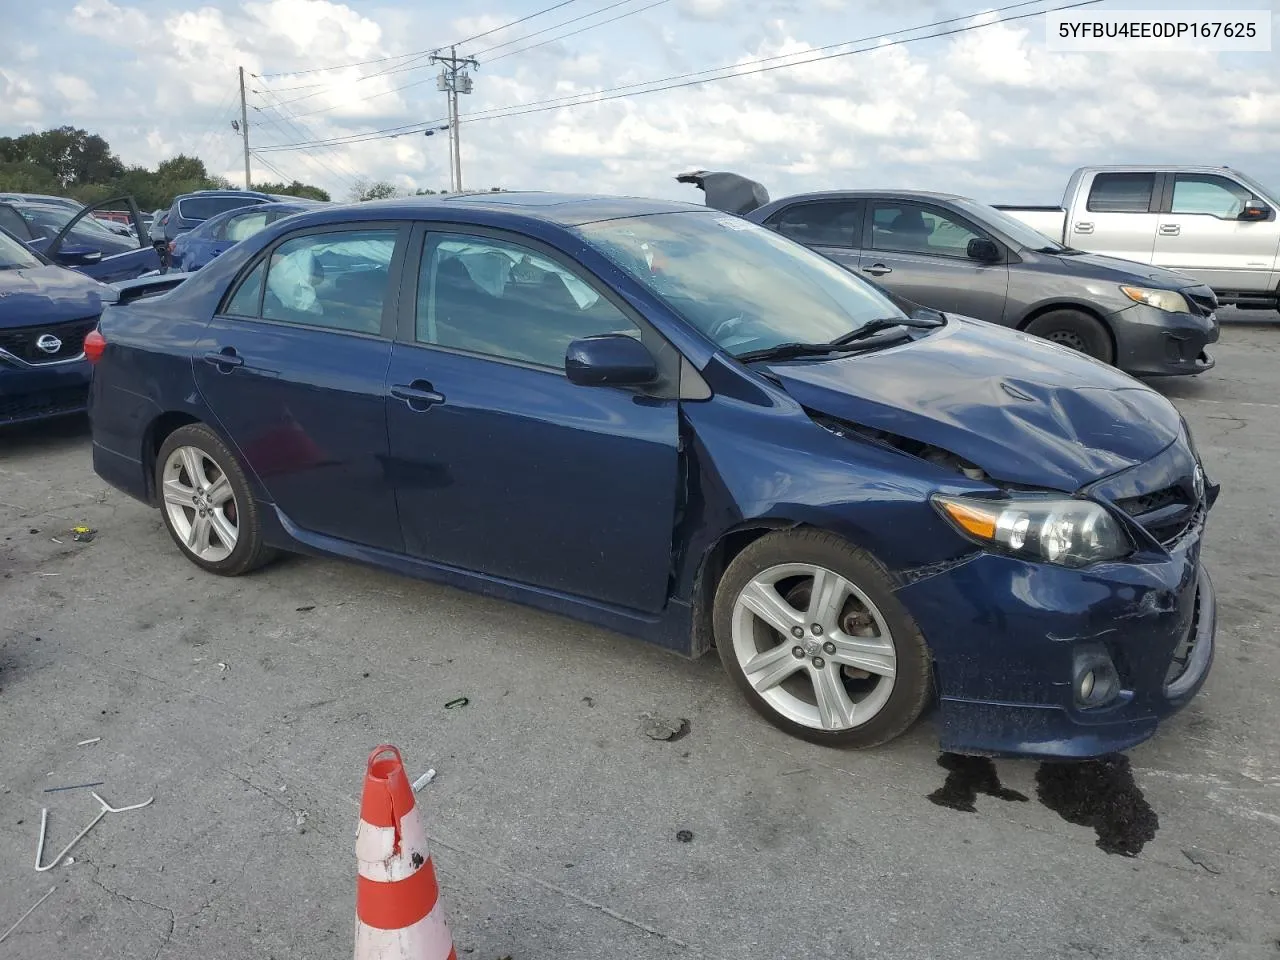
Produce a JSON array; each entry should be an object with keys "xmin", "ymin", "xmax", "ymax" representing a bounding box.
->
[
  {"xmin": 1192, "ymin": 464, "xmax": 1205, "ymax": 502},
  {"xmin": 35, "ymin": 334, "xmax": 62, "ymax": 355}
]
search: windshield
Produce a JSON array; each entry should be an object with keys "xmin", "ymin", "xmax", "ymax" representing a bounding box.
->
[
  {"xmin": 0, "ymin": 227, "xmax": 44, "ymax": 270},
  {"xmin": 950, "ymin": 198, "xmax": 1067, "ymax": 251},
  {"xmin": 574, "ymin": 211, "xmax": 906, "ymax": 356}
]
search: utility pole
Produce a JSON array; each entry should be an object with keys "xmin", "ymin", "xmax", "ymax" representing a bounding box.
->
[
  {"xmin": 430, "ymin": 46, "xmax": 477, "ymax": 193},
  {"xmin": 238, "ymin": 65, "xmax": 251, "ymax": 189}
]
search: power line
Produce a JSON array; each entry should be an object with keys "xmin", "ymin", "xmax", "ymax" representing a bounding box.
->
[
  {"xmin": 251, "ymin": 93, "xmax": 365, "ymax": 189},
  {"xmin": 486, "ymin": 0, "xmax": 672, "ymax": 63},
  {"xmin": 254, "ymin": 0, "xmax": 1098, "ymax": 154},
  {"xmin": 254, "ymin": 0, "xmax": 583, "ymax": 81},
  {"xmin": 470, "ymin": 0, "xmax": 662, "ymax": 58},
  {"xmin": 285, "ymin": 0, "xmax": 672, "ymax": 120}
]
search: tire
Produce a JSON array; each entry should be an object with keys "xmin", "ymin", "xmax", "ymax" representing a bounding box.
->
[
  {"xmin": 712, "ymin": 529, "xmax": 933, "ymax": 749},
  {"xmin": 154, "ymin": 422, "xmax": 274, "ymax": 576},
  {"xmin": 1023, "ymin": 309, "xmax": 1114, "ymax": 365}
]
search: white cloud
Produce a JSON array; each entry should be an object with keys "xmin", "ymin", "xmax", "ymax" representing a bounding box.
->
[
  {"xmin": 52, "ymin": 75, "xmax": 97, "ymax": 105},
  {"xmin": 8, "ymin": 0, "xmax": 1280, "ymax": 208}
]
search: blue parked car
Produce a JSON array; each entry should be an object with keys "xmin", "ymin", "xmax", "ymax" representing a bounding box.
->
[
  {"xmin": 0, "ymin": 196, "xmax": 160, "ymax": 283},
  {"xmin": 0, "ymin": 224, "xmax": 114, "ymax": 426},
  {"xmin": 169, "ymin": 201, "xmax": 315, "ymax": 272},
  {"xmin": 153, "ymin": 190, "xmax": 307, "ymax": 250},
  {"xmin": 85, "ymin": 192, "xmax": 1219, "ymax": 758}
]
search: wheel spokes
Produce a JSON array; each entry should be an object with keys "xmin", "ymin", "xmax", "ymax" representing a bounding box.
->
[
  {"xmin": 811, "ymin": 665, "xmax": 857, "ymax": 729},
  {"xmin": 742, "ymin": 643, "xmax": 805, "ymax": 693},
  {"xmin": 179, "ymin": 446, "xmax": 206, "ymax": 489},
  {"xmin": 739, "ymin": 580, "xmax": 804, "ymax": 637},
  {"xmin": 806, "ymin": 567, "xmax": 848, "ymax": 630},
  {"xmin": 162, "ymin": 477, "xmax": 195, "ymax": 508},
  {"xmin": 829, "ymin": 635, "xmax": 897, "ymax": 678},
  {"xmin": 205, "ymin": 474, "xmax": 233, "ymax": 507},
  {"xmin": 208, "ymin": 509, "xmax": 238, "ymax": 550},
  {"xmin": 186, "ymin": 513, "xmax": 212, "ymax": 553}
]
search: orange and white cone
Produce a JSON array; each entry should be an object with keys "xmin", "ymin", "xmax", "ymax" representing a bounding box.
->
[{"xmin": 355, "ymin": 745, "xmax": 456, "ymax": 960}]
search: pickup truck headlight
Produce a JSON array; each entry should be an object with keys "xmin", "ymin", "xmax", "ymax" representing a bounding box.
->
[
  {"xmin": 1120, "ymin": 285, "xmax": 1190, "ymax": 314},
  {"xmin": 933, "ymin": 494, "xmax": 1132, "ymax": 568}
]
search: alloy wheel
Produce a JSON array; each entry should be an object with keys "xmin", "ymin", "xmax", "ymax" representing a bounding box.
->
[{"xmin": 161, "ymin": 445, "xmax": 239, "ymax": 563}]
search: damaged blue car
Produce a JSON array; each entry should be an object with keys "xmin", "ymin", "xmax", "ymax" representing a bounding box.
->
[{"xmin": 84, "ymin": 192, "xmax": 1218, "ymax": 758}]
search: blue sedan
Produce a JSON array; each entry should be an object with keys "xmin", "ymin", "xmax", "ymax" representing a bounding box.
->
[
  {"xmin": 168, "ymin": 200, "xmax": 316, "ymax": 273},
  {"xmin": 85, "ymin": 192, "xmax": 1218, "ymax": 758}
]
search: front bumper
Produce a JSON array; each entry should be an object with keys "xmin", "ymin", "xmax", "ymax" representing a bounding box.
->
[
  {"xmin": 896, "ymin": 529, "xmax": 1215, "ymax": 760},
  {"xmin": 0, "ymin": 357, "xmax": 92, "ymax": 427},
  {"xmin": 1108, "ymin": 301, "xmax": 1219, "ymax": 378}
]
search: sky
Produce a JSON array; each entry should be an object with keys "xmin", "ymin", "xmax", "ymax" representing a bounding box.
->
[{"xmin": 1, "ymin": 0, "xmax": 1278, "ymax": 205}]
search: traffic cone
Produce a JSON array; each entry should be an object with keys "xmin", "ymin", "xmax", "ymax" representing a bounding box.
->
[{"xmin": 355, "ymin": 745, "xmax": 456, "ymax": 960}]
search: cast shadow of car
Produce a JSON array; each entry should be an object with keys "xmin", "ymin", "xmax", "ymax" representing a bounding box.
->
[{"xmin": 0, "ymin": 413, "xmax": 91, "ymax": 452}]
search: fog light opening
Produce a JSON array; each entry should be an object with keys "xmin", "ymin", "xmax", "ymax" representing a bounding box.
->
[{"xmin": 1074, "ymin": 653, "xmax": 1120, "ymax": 708}]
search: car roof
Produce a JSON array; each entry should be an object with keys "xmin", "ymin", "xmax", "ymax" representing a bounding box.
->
[
  {"xmin": 285, "ymin": 191, "xmax": 708, "ymax": 228},
  {"xmin": 765, "ymin": 189, "xmax": 971, "ymax": 204}
]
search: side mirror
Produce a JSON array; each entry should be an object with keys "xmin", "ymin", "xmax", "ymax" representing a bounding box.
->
[
  {"xmin": 966, "ymin": 237, "xmax": 1001, "ymax": 262},
  {"xmin": 58, "ymin": 245, "xmax": 104, "ymax": 266},
  {"xmin": 1239, "ymin": 201, "xmax": 1271, "ymax": 221},
  {"xmin": 565, "ymin": 334, "xmax": 658, "ymax": 386}
]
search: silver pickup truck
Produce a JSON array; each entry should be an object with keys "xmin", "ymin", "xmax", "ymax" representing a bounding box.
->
[{"xmin": 997, "ymin": 165, "xmax": 1280, "ymax": 312}]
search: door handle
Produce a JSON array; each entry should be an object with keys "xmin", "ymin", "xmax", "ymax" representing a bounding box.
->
[
  {"xmin": 391, "ymin": 379, "xmax": 446, "ymax": 412},
  {"xmin": 1159, "ymin": 223, "xmax": 1181, "ymax": 236},
  {"xmin": 203, "ymin": 348, "xmax": 243, "ymax": 370},
  {"xmin": 1073, "ymin": 222, "xmax": 1094, "ymax": 234},
  {"xmin": 862, "ymin": 263, "xmax": 893, "ymax": 276}
]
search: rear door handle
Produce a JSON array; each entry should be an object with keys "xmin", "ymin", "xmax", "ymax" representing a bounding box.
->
[
  {"xmin": 862, "ymin": 263, "xmax": 892, "ymax": 276},
  {"xmin": 1159, "ymin": 223, "xmax": 1181, "ymax": 236},
  {"xmin": 391, "ymin": 379, "xmax": 446, "ymax": 412},
  {"xmin": 1073, "ymin": 221, "xmax": 1094, "ymax": 234},
  {"xmin": 203, "ymin": 348, "xmax": 243, "ymax": 370}
]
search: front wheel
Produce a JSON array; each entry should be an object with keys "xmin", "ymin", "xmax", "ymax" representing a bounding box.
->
[
  {"xmin": 1023, "ymin": 309, "xmax": 1114, "ymax": 365},
  {"xmin": 712, "ymin": 530, "xmax": 933, "ymax": 748},
  {"xmin": 155, "ymin": 423, "xmax": 274, "ymax": 576}
]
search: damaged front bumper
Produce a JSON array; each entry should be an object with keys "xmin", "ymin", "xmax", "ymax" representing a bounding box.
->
[{"xmin": 896, "ymin": 531, "xmax": 1215, "ymax": 760}]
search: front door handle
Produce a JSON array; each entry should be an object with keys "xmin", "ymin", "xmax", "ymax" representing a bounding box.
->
[
  {"xmin": 1159, "ymin": 223, "xmax": 1181, "ymax": 236},
  {"xmin": 392, "ymin": 379, "xmax": 446, "ymax": 412},
  {"xmin": 862, "ymin": 263, "xmax": 892, "ymax": 276},
  {"xmin": 203, "ymin": 347, "xmax": 243, "ymax": 371},
  {"xmin": 1073, "ymin": 221, "xmax": 1095, "ymax": 234}
]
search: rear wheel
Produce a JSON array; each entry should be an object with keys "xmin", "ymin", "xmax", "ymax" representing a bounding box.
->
[
  {"xmin": 1024, "ymin": 309, "xmax": 1114, "ymax": 364},
  {"xmin": 155, "ymin": 423, "xmax": 273, "ymax": 576},
  {"xmin": 712, "ymin": 530, "xmax": 932, "ymax": 748}
]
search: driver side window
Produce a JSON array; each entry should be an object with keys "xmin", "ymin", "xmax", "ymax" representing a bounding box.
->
[
  {"xmin": 869, "ymin": 202, "xmax": 984, "ymax": 258},
  {"xmin": 414, "ymin": 232, "xmax": 640, "ymax": 370}
]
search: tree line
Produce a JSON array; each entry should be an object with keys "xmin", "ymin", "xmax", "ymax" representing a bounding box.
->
[{"xmin": 1, "ymin": 126, "xmax": 504, "ymax": 210}]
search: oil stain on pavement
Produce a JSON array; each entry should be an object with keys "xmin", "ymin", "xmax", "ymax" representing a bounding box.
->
[{"xmin": 927, "ymin": 751, "xmax": 1160, "ymax": 857}]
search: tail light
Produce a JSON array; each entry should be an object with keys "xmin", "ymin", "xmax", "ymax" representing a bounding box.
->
[{"xmin": 84, "ymin": 328, "xmax": 106, "ymax": 364}]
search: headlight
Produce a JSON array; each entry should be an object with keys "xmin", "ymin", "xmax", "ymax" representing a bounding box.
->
[
  {"xmin": 933, "ymin": 494, "xmax": 1131, "ymax": 568},
  {"xmin": 1119, "ymin": 285, "xmax": 1190, "ymax": 314}
]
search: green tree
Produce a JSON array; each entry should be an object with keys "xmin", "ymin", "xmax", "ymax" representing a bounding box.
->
[
  {"xmin": 0, "ymin": 126, "xmax": 123, "ymax": 187},
  {"xmin": 253, "ymin": 180, "xmax": 331, "ymax": 201},
  {"xmin": 349, "ymin": 178, "xmax": 398, "ymax": 202}
]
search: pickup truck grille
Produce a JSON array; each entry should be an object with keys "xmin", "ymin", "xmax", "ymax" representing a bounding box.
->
[
  {"xmin": 1115, "ymin": 485, "xmax": 1200, "ymax": 546},
  {"xmin": 0, "ymin": 317, "xmax": 96, "ymax": 365}
]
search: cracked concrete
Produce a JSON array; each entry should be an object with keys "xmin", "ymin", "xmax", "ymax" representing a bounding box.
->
[{"xmin": 1, "ymin": 316, "xmax": 1278, "ymax": 959}]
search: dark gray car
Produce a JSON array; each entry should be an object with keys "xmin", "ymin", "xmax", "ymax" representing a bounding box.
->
[{"xmin": 677, "ymin": 171, "xmax": 1221, "ymax": 377}]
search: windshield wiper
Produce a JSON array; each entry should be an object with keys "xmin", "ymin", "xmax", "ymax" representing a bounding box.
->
[
  {"xmin": 831, "ymin": 314, "xmax": 944, "ymax": 344},
  {"xmin": 737, "ymin": 315, "xmax": 942, "ymax": 363}
]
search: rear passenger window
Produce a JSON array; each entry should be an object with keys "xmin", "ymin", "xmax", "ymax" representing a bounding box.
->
[
  {"xmin": 259, "ymin": 229, "xmax": 398, "ymax": 334},
  {"xmin": 767, "ymin": 202, "xmax": 861, "ymax": 247},
  {"xmin": 1087, "ymin": 173, "xmax": 1156, "ymax": 213}
]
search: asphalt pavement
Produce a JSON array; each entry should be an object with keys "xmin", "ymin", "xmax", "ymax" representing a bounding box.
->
[{"xmin": 1, "ymin": 314, "xmax": 1277, "ymax": 959}]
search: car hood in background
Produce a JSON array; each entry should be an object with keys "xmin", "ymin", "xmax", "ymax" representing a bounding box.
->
[
  {"xmin": 764, "ymin": 316, "xmax": 1184, "ymax": 491},
  {"xmin": 1042, "ymin": 250, "xmax": 1208, "ymax": 291},
  {"xmin": 0, "ymin": 265, "xmax": 111, "ymax": 328}
]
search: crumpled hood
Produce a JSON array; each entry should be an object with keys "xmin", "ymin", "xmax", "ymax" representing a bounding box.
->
[
  {"xmin": 0, "ymin": 265, "xmax": 111, "ymax": 328},
  {"xmin": 766, "ymin": 316, "xmax": 1185, "ymax": 491},
  {"xmin": 1046, "ymin": 251, "xmax": 1205, "ymax": 290}
]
